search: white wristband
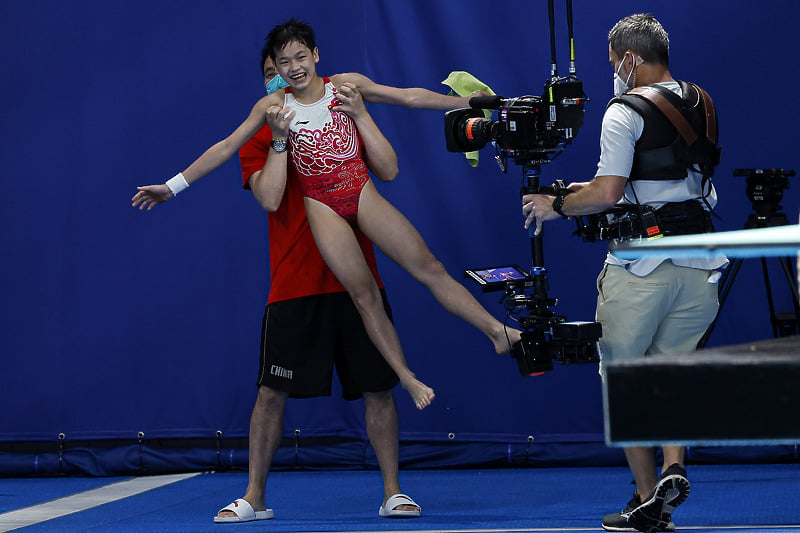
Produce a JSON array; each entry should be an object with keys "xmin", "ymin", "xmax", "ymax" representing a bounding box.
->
[{"xmin": 165, "ymin": 172, "xmax": 190, "ymax": 196}]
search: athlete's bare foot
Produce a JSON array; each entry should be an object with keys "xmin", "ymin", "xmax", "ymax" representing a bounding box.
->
[
  {"xmin": 493, "ymin": 326, "xmax": 522, "ymax": 354},
  {"xmin": 401, "ymin": 376, "xmax": 435, "ymax": 410}
]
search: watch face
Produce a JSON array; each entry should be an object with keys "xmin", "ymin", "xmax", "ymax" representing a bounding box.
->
[{"xmin": 271, "ymin": 139, "xmax": 287, "ymax": 152}]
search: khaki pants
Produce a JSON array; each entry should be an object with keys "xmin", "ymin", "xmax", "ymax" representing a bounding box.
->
[{"xmin": 596, "ymin": 261, "xmax": 719, "ymax": 369}]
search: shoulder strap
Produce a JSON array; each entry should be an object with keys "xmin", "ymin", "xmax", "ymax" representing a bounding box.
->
[
  {"xmin": 691, "ymin": 82, "xmax": 718, "ymax": 144},
  {"xmin": 626, "ymin": 84, "xmax": 698, "ymax": 146}
]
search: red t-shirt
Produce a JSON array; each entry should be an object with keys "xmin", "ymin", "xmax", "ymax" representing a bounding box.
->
[{"xmin": 239, "ymin": 124, "xmax": 383, "ymax": 304}]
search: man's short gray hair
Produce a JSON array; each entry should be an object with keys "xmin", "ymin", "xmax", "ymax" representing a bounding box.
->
[{"xmin": 608, "ymin": 13, "xmax": 669, "ymax": 66}]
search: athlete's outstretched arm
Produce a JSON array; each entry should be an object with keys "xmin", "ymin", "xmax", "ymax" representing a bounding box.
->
[
  {"xmin": 131, "ymin": 93, "xmax": 283, "ymax": 210},
  {"xmin": 335, "ymin": 72, "xmax": 474, "ymax": 110}
]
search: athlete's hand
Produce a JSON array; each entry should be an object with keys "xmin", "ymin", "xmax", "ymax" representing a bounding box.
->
[
  {"xmin": 265, "ymin": 105, "xmax": 294, "ymax": 138},
  {"xmin": 331, "ymin": 82, "xmax": 366, "ymax": 119},
  {"xmin": 132, "ymin": 184, "xmax": 173, "ymax": 211}
]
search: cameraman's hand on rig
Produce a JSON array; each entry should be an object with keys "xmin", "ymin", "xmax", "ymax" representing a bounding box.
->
[
  {"xmin": 522, "ymin": 193, "xmax": 560, "ymax": 235},
  {"xmin": 522, "ymin": 182, "xmax": 589, "ymax": 234}
]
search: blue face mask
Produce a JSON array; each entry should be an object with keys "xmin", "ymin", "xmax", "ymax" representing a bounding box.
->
[{"xmin": 264, "ymin": 74, "xmax": 289, "ymax": 95}]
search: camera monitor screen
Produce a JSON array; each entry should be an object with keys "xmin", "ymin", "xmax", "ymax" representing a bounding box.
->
[{"xmin": 464, "ymin": 264, "xmax": 533, "ymax": 292}]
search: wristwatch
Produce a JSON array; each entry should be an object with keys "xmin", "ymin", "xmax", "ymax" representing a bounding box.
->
[
  {"xmin": 552, "ymin": 192, "xmax": 568, "ymax": 217},
  {"xmin": 270, "ymin": 138, "xmax": 288, "ymax": 153}
]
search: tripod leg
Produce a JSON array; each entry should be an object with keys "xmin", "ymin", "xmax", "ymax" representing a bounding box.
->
[
  {"xmin": 760, "ymin": 257, "xmax": 781, "ymax": 337},
  {"xmin": 778, "ymin": 256, "xmax": 800, "ymax": 305},
  {"xmin": 777, "ymin": 256, "xmax": 800, "ymax": 336},
  {"xmin": 757, "ymin": 256, "xmax": 800, "ymax": 338},
  {"xmin": 697, "ymin": 258, "xmax": 742, "ymax": 348},
  {"xmin": 716, "ymin": 258, "xmax": 742, "ymax": 307}
]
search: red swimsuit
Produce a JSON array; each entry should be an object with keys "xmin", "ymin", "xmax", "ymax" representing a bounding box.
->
[{"xmin": 284, "ymin": 79, "xmax": 369, "ymax": 224}]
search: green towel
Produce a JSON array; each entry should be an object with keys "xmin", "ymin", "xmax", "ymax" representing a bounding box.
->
[{"xmin": 441, "ymin": 71, "xmax": 497, "ymax": 167}]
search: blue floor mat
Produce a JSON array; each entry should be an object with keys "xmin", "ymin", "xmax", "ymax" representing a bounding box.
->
[{"xmin": 1, "ymin": 464, "xmax": 798, "ymax": 532}]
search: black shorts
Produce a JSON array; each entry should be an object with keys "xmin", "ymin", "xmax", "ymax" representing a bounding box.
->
[{"xmin": 257, "ymin": 290, "xmax": 399, "ymax": 399}]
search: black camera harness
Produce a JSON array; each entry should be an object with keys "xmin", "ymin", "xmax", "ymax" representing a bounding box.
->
[{"xmin": 580, "ymin": 81, "xmax": 721, "ymax": 242}]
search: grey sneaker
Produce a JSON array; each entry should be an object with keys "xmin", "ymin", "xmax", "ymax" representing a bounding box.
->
[
  {"xmin": 602, "ymin": 492, "xmax": 675, "ymax": 532},
  {"xmin": 629, "ymin": 464, "xmax": 690, "ymax": 533}
]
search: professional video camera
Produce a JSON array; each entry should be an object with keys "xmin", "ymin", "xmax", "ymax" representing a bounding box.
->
[
  {"xmin": 444, "ymin": 11, "xmax": 587, "ymax": 168},
  {"xmin": 733, "ymin": 168, "xmax": 795, "ymax": 228},
  {"xmin": 450, "ymin": 0, "xmax": 602, "ymax": 376},
  {"xmin": 444, "ymin": 81, "xmax": 587, "ymax": 168}
]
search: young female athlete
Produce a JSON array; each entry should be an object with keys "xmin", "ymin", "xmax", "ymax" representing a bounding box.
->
[{"xmin": 133, "ymin": 19, "xmax": 520, "ymax": 409}]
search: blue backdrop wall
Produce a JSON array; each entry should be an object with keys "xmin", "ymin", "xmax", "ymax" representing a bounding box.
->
[{"xmin": 2, "ymin": 0, "xmax": 798, "ymax": 471}]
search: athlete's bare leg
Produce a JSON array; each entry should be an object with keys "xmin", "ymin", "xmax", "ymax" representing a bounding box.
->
[
  {"xmin": 304, "ymin": 197, "xmax": 434, "ymax": 409},
  {"xmin": 357, "ymin": 181, "xmax": 521, "ymax": 354}
]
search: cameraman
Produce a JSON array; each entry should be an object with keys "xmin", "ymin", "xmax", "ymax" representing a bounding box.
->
[{"xmin": 521, "ymin": 13, "xmax": 727, "ymax": 533}]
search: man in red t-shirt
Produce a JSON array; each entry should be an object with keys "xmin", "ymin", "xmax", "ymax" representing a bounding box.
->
[
  {"xmin": 227, "ymin": 67, "xmax": 407, "ymax": 521},
  {"xmin": 220, "ymin": 49, "xmax": 492, "ymax": 520}
]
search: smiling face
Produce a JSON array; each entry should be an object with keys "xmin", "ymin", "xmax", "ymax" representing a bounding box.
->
[{"xmin": 274, "ymin": 39, "xmax": 320, "ymax": 94}]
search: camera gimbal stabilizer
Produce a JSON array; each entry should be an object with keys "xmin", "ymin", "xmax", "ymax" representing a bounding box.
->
[
  {"xmin": 505, "ymin": 165, "xmax": 601, "ymax": 376},
  {"xmin": 452, "ymin": 0, "xmax": 602, "ymax": 376}
]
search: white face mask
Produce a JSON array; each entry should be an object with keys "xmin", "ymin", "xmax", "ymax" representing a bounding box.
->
[
  {"xmin": 613, "ymin": 72, "xmax": 629, "ymax": 97},
  {"xmin": 613, "ymin": 53, "xmax": 637, "ymax": 97}
]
